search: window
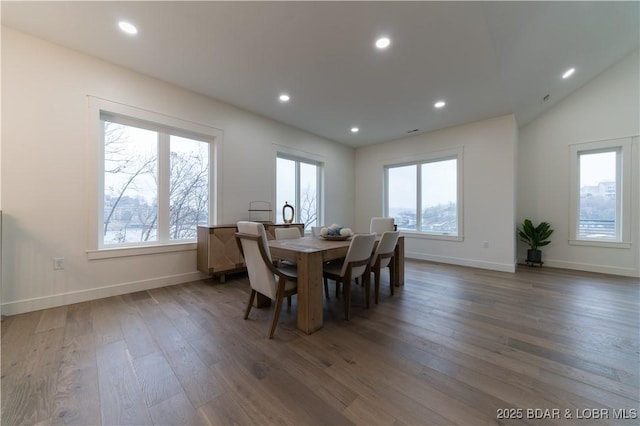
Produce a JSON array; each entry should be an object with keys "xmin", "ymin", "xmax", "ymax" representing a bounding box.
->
[
  {"xmin": 101, "ymin": 114, "xmax": 211, "ymax": 247},
  {"xmin": 385, "ymin": 149, "xmax": 462, "ymax": 238},
  {"xmin": 570, "ymin": 137, "xmax": 634, "ymax": 247},
  {"xmin": 276, "ymin": 155, "xmax": 322, "ymax": 230}
]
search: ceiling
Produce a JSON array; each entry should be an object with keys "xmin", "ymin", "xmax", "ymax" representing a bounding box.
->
[{"xmin": 2, "ymin": 1, "xmax": 639, "ymax": 147}]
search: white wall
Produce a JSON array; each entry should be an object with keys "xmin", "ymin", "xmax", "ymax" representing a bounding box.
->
[
  {"xmin": 355, "ymin": 114, "xmax": 518, "ymax": 272},
  {"xmin": 1, "ymin": 27, "xmax": 355, "ymax": 314},
  {"xmin": 518, "ymin": 50, "xmax": 640, "ymax": 277}
]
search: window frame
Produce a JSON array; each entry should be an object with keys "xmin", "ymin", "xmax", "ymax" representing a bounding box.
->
[
  {"xmin": 87, "ymin": 97, "xmax": 223, "ymax": 259},
  {"xmin": 274, "ymin": 149, "xmax": 324, "ymax": 231},
  {"xmin": 569, "ymin": 137, "xmax": 633, "ymax": 248},
  {"xmin": 384, "ymin": 147, "xmax": 463, "ymax": 241}
]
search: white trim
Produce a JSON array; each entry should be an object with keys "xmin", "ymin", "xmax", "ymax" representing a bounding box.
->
[
  {"xmin": 384, "ymin": 146, "xmax": 464, "ymax": 238},
  {"xmin": 568, "ymin": 239, "xmax": 632, "ymax": 249},
  {"xmin": 407, "ymin": 252, "xmax": 516, "ymax": 273},
  {"xmin": 400, "ymin": 230, "xmax": 463, "ymax": 242},
  {"xmin": 90, "ymin": 96, "xmax": 222, "ymax": 137},
  {"xmin": 539, "ymin": 258, "xmax": 639, "ymax": 278},
  {"xmin": 87, "ymin": 242, "xmax": 196, "ymax": 260},
  {"xmin": 569, "ymin": 137, "xmax": 634, "ymax": 245},
  {"xmin": 0, "ymin": 271, "xmax": 203, "ymax": 316},
  {"xmin": 87, "ymin": 96, "xmax": 224, "ymax": 257},
  {"xmin": 272, "ymin": 144, "xmax": 326, "ymax": 228}
]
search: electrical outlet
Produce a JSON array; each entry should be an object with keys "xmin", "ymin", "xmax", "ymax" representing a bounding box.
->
[
  {"xmin": 483, "ymin": 241, "xmax": 489, "ymax": 249},
  {"xmin": 54, "ymin": 257, "xmax": 65, "ymax": 270}
]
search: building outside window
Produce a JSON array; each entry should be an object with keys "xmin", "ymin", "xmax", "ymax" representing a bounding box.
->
[
  {"xmin": 101, "ymin": 113, "xmax": 211, "ymax": 247},
  {"xmin": 385, "ymin": 149, "xmax": 462, "ymax": 238},
  {"xmin": 578, "ymin": 149, "xmax": 618, "ymax": 239},
  {"xmin": 570, "ymin": 137, "xmax": 634, "ymax": 246}
]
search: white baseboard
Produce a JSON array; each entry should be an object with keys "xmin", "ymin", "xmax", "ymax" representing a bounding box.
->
[
  {"xmin": 531, "ymin": 258, "xmax": 639, "ymax": 278},
  {"xmin": 406, "ymin": 251, "xmax": 517, "ymax": 273},
  {"xmin": 0, "ymin": 271, "xmax": 205, "ymax": 316}
]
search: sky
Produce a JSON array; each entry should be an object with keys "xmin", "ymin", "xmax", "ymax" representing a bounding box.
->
[{"xmin": 579, "ymin": 151, "xmax": 615, "ymax": 186}]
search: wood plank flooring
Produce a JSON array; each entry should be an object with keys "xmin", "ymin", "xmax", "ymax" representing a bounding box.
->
[{"xmin": 2, "ymin": 261, "xmax": 639, "ymax": 425}]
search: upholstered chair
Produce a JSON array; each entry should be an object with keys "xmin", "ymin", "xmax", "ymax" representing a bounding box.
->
[
  {"xmin": 370, "ymin": 217, "xmax": 395, "ymax": 235},
  {"xmin": 236, "ymin": 221, "xmax": 298, "ymax": 339},
  {"xmin": 274, "ymin": 227, "xmax": 302, "ymax": 240},
  {"xmin": 274, "ymin": 226, "xmax": 302, "ymax": 267},
  {"xmin": 322, "ymin": 233, "xmax": 376, "ymax": 320},
  {"xmin": 370, "ymin": 230, "xmax": 400, "ymax": 304}
]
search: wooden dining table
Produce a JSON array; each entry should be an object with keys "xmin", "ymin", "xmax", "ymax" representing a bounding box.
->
[{"xmin": 267, "ymin": 235, "xmax": 404, "ymax": 334}]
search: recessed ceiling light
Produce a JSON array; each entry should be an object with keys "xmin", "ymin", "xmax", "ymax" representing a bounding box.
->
[
  {"xmin": 434, "ymin": 101, "xmax": 446, "ymax": 108},
  {"xmin": 351, "ymin": 127, "xmax": 359, "ymax": 133},
  {"xmin": 562, "ymin": 68, "xmax": 575, "ymax": 79},
  {"xmin": 375, "ymin": 37, "xmax": 390, "ymax": 49},
  {"xmin": 118, "ymin": 21, "xmax": 138, "ymax": 35},
  {"xmin": 279, "ymin": 94, "xmax": 290, "ymax": 102}
]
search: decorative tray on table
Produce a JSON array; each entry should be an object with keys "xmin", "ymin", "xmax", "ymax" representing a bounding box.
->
[
  {"xmin": 321, "ymin": 235, "xmax": 351, "ymax": 241},
  {"xmin": 320, "ymin": 225, "xmax": 353, "ymax": 241}
]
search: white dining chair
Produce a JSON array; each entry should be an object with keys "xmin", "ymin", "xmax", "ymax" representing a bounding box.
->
[
  {"xmin": 322, "ymin": 233, "xmax": 376, "ymax": 320},
  {"xmin": 275, "ymin": 226, "xmax": 302, "ymax": 240},
  {"xmin": 236, "ymin": 221, "xmax": 298, "ymax": 339},
  {"xmin": 274, "ymin": 226, "xmax": 302, "ymax": 267},
  {"xmin": 370, "ymin": 217, "xmax": 395, "ymax": 235},
  {"xmin": 370, "ymin": 230, "xmax": 400, "ymax": 304}
]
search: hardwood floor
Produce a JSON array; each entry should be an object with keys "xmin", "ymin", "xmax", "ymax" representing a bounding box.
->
[{"xmin": 2, "ymin": 260, "xmax": 639, "ymax": 425}]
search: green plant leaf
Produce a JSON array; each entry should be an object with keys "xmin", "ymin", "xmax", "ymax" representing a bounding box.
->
[{"xmin": 518, "ymin": 219, "xmax": 553, "ymax": 250}]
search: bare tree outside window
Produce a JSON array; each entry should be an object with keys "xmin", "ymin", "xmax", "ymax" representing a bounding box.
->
[
  {"xmin": 299, "ymin": 184, "xmax": 317, "ymax": 229},
  {"xmin": 169, "ymin": 136, "xmax": 209, "ymax": 240},
  {"xmin": 276, "ymin": 156, "xmax": 320, "ymax": 230},
  {"xmin": 102, "ymin": 120, "xmax": 209, "ymax": 246}
]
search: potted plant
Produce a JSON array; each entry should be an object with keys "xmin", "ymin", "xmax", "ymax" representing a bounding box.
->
[{"xmin": 518, "ymin": 219, "xmax": 553, "ymax": 264}]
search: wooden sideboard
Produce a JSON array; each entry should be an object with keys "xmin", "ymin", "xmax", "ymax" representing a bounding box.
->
[{"xmin": 197, "ymin": 223, "xmax": 304, "ymax": 282}]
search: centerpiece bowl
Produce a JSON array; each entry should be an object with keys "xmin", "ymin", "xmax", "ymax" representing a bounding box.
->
[{"xmin": 319, "ymin": 224, "xmax": 353, "ymax": 240}]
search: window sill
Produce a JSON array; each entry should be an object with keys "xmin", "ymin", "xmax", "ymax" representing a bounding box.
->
[
  {"xmin": 87, "ymin": 242, "xmax": 197, "ymax": 260},
  {"xmin": 399, "ymin": 230, "xmax": 463, "ymax": 242},
  {"xmin": 569, "ymin": 239, "xmax": 631, "ymax": 249}
]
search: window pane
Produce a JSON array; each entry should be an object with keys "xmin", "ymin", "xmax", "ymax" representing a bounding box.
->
[
  {"xmin": 388, "ymin": 165, "xmax": 417, "ymax": 230},
  {"xmin": 299, "ymin": 162, "xmax": 318, "ymax": 229},
  {"xmin": 103, "ymin": 121, "xmax": 158, "ymax": 245},
  {"xmin": 579, "ymin": 151, "xmax": 617, "ymax": 239},
  {"xmin": 276, "ymin": 157, "xmax": 296, "ymax": 223},
  {"xmin": 169, "ymin": 135, "xmax": 209, "ymax": 240},
  {"xmin": 421, "ymin": 159, "xmax": 457, "ymax": 234}
]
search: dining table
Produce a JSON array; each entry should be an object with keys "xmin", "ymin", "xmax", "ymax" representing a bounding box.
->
[{"xmin": 267, "ymin": 234, "xmax": 405, "ymax": 334}]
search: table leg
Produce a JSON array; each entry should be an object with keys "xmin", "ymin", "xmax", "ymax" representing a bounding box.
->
[{"xmin": 295, "ymin": 250, "xmax": 324, "ymax": 334}]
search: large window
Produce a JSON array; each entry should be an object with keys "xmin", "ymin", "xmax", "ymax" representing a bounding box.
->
[
  {"xmin": 100, "ymin": 113, "xmax": 211, "ymax": 247},
  {"xmin": 570, "ymin": 137, "xmax": 634, "ymax": 246},
  {"xmin": 385, "ymin": 151, "xmax": 462, "ymax": 237},
  {"xmin": 276, "ymin": 155, "xmax": 322, "ymax": 230}
]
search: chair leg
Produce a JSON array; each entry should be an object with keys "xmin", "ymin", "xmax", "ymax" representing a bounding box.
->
[
  {"xmin": 244, "ymin": 289, "xmax": 256, "ymax": 320},
  {"xmin": 364, "ymin": 267, "xmax": 371, "ymax": 309},
  {"xmin": 287, "ymin": 295, "xmax": 292, "ymax": 307},
  {"xmin": 323, "ymin": 277, "xmax": 330, "ymax": 300},
  {"xmin": 374, "ymin": 268, "xmax": 381, "ymax": 304},
  {"xmin": 269, "ymin": 288, "xmax": 286, "ymax": 339},
  {"xmin": 389, "ymin": 263, "xmax": 395, "ymax": 296},
  {"xmin": 343, "ymin": 275, "xmax": 352, "ymax": 320}
]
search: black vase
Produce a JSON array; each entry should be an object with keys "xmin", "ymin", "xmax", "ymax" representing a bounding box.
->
[{"xmin": 527, "ymin": 249, "xmax": 542, "ymax": 263}]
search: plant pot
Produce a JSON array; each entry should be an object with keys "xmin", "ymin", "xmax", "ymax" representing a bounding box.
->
[{"xmin": 527, "ymin": 249, "xmax": 542, "ymax": 263}]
